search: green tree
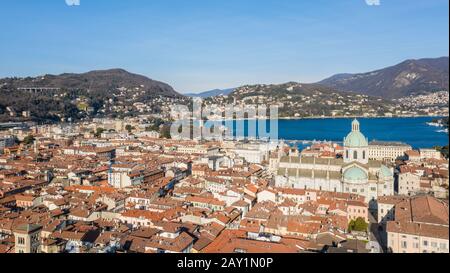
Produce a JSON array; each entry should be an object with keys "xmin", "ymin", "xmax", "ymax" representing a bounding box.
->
[
  {"xmin": 125, "ymin": 124, "xmax": 135, "ymax": 133},
  {"xmin": 348, "ymin": 217, "xmax": 369, "ymax": 232},
  {"xmin": 95, "ymin": 128, "xmax": 106, "ymax": 138},
  {"xmin": 435, "ymin": 145, "xmax": 449, "ymax": 159},
  {"xmin": 23, "ymin": 135, "xmax": 35, "ymax": 145},
  {"xmin": 160, "ymin": 124, "xmax": 172, "ymax": 139}
]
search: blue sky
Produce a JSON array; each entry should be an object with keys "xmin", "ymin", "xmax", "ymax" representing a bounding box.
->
[{"xmin": 0, "ymin": 0, "xmax": 448, "ymax": 93}]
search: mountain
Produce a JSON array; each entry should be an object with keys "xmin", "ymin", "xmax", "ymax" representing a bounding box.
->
[
  {"xmin": 205, "ymin": 82, "xmax": 398, "ymax": 118},
  {"xmin": 186, "ymin": 88, "xmax": 235, "ymax": 98},
  {"xmin": 319, "ymin": 57, "xmax": 449, "ymax": 99},
  {"xmin": 1, "ymin": 68, "xmax": 181, "ymax": 98},
  {"xmin": 0, "ymin": 69, "xmax": 184, "ymax": 123}
]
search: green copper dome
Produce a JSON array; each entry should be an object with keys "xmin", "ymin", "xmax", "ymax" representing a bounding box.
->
[
  {"xmin": 344, "ymin": 132, "xmax": 369, "ymax": 147},
  {"xmin": 344, "ymin": 166, "xmax": 367, "ymax": 181},
  {"xmin": 344, "ymin": 119, "xmax": 368, "ymax": 147},
  {"xmin": 380, "ymin": 165, "xmax": 393, "ymax": 178}
]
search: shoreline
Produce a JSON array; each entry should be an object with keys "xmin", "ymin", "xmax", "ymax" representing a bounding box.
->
[
  {"xmin": 277, "ymin": 114, "xmax": 447, "ymax": 120},
  {"xmin": 201, "ymin": 115, "xmax": 446, "ymax": 121}
]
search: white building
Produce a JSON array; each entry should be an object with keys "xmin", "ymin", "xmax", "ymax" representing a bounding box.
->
[
  {"xmin": 420, "ymin": 148, "xmax": 442, "ymax": 160},
  {"xmin": 398, "ymin": 171, "xmax": 421, "ymax": 196},
  {"xmin": 369, "ymin": 141, "xmax": 412, "ymax": 162},
  {"xmin": 136, "ymin": 131, "xmax": 160, "ymax": 139},
  {"xmin": 107, "ymin": 164, "xmax": 144, "ymax": 189},
  {"xmin": 176, "ymin": 145, "xmax": 219, "ymax": 155},
  {"xmin": 232, "ymin": 148, "xmax": 266, "ymax": 164}
]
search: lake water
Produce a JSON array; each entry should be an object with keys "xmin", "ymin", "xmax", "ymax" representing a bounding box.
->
[
  {"xmin": 206, "ymin": 117, "xmax": 448, "ymax": 149},
  {"xmin": 276, "ymin": 117, "xmax": 448, "ymax": 149}
]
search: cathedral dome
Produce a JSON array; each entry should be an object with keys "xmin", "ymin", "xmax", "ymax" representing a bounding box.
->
[
  {"xmin": 343, "ymin": 166, "xmax": 367, "ymax": 182},
  {"xmin": 344, "ymin": 119, "xmax": 368, "ymax": 147},
  {"xmin": 344, "ymin": 131, "xmax": 369, "ymax": 147}
]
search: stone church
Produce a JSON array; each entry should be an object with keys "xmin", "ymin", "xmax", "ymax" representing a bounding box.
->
[{"xmin": 275, "ymin": 119, "xmax": 395, "ymax": 208}]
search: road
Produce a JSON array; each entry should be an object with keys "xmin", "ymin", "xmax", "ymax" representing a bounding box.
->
[{"xmin": 368, "ymin": 211, "xmax": 387, "ymax": 253}]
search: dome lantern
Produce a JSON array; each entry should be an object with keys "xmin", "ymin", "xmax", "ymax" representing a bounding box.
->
[
  {"xmin": 344, "ymin": 119, "xmax": 369, "ymax": 148},
  {"xmin": 352, "ymin": 119, "xmax": 360, "ymax": 132}
]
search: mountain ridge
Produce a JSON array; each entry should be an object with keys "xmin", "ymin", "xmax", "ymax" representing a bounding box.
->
[
  {"xmin": 0, "ymin": 69, "xmax": 185, "ymax": 123},
  {"xmin": 318, "ymin": 57, "xmax": 449, "ymax": 99},
  {"xmin": 1, "ymin": 68, "xmax": 182, "ymax": 98},
  {"xmin": 185, "ymin": 88, "xmax": 235, "ymax": 98}
]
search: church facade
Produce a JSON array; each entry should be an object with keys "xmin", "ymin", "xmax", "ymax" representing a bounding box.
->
[{"xmin": 275, "ymin": 119, "xmax": 395, "ymax": 208}]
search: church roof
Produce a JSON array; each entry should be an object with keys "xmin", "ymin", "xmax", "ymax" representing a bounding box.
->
[
  {"xmin": 343, "ymin": 166, "xmax": 367, "ymax": 181},
  {"xmin": 344, "ymin": 119, "xmax": 368, "ymax": 148}
]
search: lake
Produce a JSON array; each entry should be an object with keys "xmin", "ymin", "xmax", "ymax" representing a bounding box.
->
[{"xmin": 206, "ymin": 117, "xmax": 448, "ymax": 149}]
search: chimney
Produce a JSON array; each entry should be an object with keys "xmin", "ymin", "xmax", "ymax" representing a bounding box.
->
[{"xmin": 259, "ymin": 224, "xmax": 265, "ymax": 234}]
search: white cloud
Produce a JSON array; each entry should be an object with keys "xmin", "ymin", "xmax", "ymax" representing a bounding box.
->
[
  {"xmin": 65, "ymin": 0, "xmax": 80, "ymax": 6},
  {"xmin": 365, "ymin": 0, "xmax": 381, "ymax": 6}
]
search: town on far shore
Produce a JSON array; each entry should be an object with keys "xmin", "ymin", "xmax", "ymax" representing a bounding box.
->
[{"xmin": 0, "ymin": 116, "xmax": 448, "ymax": 254}]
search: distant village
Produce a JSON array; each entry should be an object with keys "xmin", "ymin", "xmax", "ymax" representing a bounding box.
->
[
  {"xmin": 205, "ymin": 85, "xmax": 449, "ymax": 119},
  {"xmin": 1, "ymin": 83, "xmax": 448, "ymax": 123},
  {"xmin": 0, "ymin": 116, "xmax": 448, "ymax": 254}
]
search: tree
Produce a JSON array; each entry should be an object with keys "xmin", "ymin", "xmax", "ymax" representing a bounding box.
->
[
  {"xmin": 348, "ymin": 217, "xmax": 369, "ymax": 232},
  {"xmin": 23, "ymin": 135, "xmax": 35, "ymax": 145},
  {"xmin": 434, "ymin": 145, "xmax": 449, "ymax": 159},
  {"xmin": 146, "ymin": 118, "xmax": 164, "ymax": 132},
  {"xmin": 160, "ymin": 124, "xmax": 172, "ymax": 139},
  {"xmin": 125, "ymin": 124, "xmax": 135, "ymax": 133},
  {"xmin": 95, "ymin": 128, "xmax": 106, "ymax": 138}
]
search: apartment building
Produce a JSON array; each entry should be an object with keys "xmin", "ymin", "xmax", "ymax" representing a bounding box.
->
[
  {"xmin": 368, "ymin": 141, "xmax": 412, "ymax": 162},
  {"xmin": 386, "ymin": 195, "xmax": 449, "ymax": 253}
]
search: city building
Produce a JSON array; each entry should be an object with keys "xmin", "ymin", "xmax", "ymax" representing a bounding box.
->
[
  {"xmin": 386, "ymin": 196, "xmax": 449, "ymax": 253},
  {"xmin": 0, "ymin": 116, "xmax": 448, "ymax": 255},
  {"xmin": 419, "ymin": 149, "xmax": 443, "ymax": 160},
  {"xmin": 368, "ymin": 141, "xmax": 412, "ymax": 162},
  {"xmin": 108, "ymin": 164, "xmax": 144, "ymax": 189},
  {"xmin": 0, "ymin": 136, "xmax": 15, "ymax": 154},
  {"xmin": 13, "ymin": 224, "xmax": 42, "ymax": 253}
]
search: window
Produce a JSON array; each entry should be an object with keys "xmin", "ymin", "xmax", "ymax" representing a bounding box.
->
[
  {"xmin": 401, "ymin": 241, "xmax": 407, "ymax": 248},
  {"xmin": 18, "ymin": 237, "xmax": 25, "ymax": 245},
  {"xmin": 363, "ymin": 151, "xmax": 366, "ymax": 159},
  {"xmin": 431, "ymin": 242, "xmax": 437, "ymax": 248},
  {"xmin": 423, "ymin": 240, "xmax": 428, "ymax": 246},
  {"xmin": 354, "ymin": 151, "xmax": 358, "ymax": 160},
  {"xmin": 346, "ymin": 150, "xmax": 349, "ymax": 159}
]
